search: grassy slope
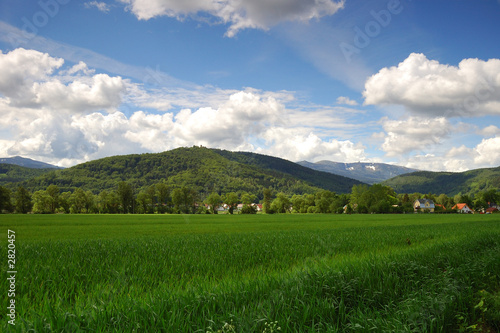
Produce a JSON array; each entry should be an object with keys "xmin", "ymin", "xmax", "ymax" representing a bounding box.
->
[
  {"xmin": 383, "ymin": 166, "xmax": 500, "ymax": 196},
  {"xmin": 1, "ymin": 214, "xmax": 499, "ymax": 332}
]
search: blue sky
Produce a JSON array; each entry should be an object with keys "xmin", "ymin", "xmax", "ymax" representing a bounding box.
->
[{"xmin": 0, "ymin": 0, "xmax": 499, "ymax": 171}]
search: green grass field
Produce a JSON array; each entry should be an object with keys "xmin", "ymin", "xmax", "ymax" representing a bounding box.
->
[{"xmin": 1, "ymin": 214, "xmax": 500, "ymax": 332}]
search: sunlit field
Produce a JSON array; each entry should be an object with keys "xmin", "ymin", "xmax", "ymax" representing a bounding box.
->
[{"xmin": 1, "ymin": 214, "xmax": 499, "ymax": 332}]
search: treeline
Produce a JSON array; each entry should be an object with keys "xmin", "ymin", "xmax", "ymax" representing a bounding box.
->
[{"xmin": 1, "ymin": 182, "xmax": 498, "ymax": 215}]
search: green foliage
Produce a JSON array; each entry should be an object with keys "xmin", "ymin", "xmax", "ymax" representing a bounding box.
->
[
  {"xmin": 14, "ymin": 147, "xmax": 361, "ymax": 196},
  {"xmin": 0, "ymin": 185, "xmax": 12, "ymax": 213},
  {"xmin": 350, "ymin": 184, "xmax": 398, "ymax": 213},
  {"xmin": 0, "ymin": 163, "xmax": 54, "ymax": 187},
  {"xmin": 14, "ymin": 186, "xmax": 32, "ymax": 214},
  {"xmin": 383, "ymin": 166, "xmax": 500, "ymax": 197},
  {"xmin": 205, "ymin": 192, "xmax": 223, "ymax": 214}
]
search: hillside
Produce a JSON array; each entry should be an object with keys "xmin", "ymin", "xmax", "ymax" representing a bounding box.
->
[
  {"xmin": 16, "ymin": 147, "xmax": 363, "ymax": 196},
  {"xmin": 0, "ymin": 156, "xmax": 60, "ymax": 169},
  {"xmin": 298, "ymin": 160, "xmax": 418, "ymax": 184},
  {"xmin": 0, "ymin": 164, "xmax": 56, "ymax": 187},
  {"xmin": 382, "ymin": 166, "xmax": 500, "ymax": 196}
]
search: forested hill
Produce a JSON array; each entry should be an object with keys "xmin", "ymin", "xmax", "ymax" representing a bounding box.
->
[
  {"xmin": 382, "ymin": 166, "xmax": 500, "ymax": 196},
  {"xmin": 0, "ymin": 164, "xmax": 56, "ymax": 186},
  {"xmin": 17, "ymin": 147, "xmax": 363, "ymax": 196}
]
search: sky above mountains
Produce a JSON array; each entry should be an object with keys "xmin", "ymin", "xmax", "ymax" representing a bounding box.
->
[{"xmin": 0, "ymin": 0, "xmax": 499, "ymax": 171}]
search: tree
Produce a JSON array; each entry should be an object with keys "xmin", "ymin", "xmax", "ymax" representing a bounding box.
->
[
  {"xmin": 205, "ymin": 192, "xmax": 222, "ymax": 214},
  {"xmin": 136, "ymin": 191, "xmax": 151, "ymax": 214},
  {"xmin": 156, "ymin": 183, "xmax": 171, "ymax": 213},
  {"xmin": 46, "ymin": 184, "xmax": 60, "ymax": 213},
  {"xmin": 15, "ymin": 186, "xmax": 32, "ymax": 214},
  {"xmin": 117, "ymin": 182, "xmax": 134, "ymax": 213},
  {"xmin": 224, "ymin": 192, "xmax": 239, "ymax": 214},
  {"xmin": 0, "ymin": 186, "xmax": 12, "ymax": 213},
  {"xmin": 98, "ymin": 190, "xmax": 120, "ymax": 214},
  {"xmin": 270, "ymin": 193, "xmax": 291, "ymax": 214},
  {"xmin": 263, "ymin": 188, "xmax": 273, "ymax": 214},
  {"xmin": 32, "ymin": 190, "xmax": 52, "ymax": 214},
  {"xmin": 172, "ymin": 187, "xmax": 196, "ymax": 214},
  {"xmin": 145, "ymin": 185, "xmax": 157, "ymax": 214}
]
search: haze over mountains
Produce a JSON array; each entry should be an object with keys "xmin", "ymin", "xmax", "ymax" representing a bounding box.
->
[{"xmin": 297, "ymin": 161, "xmax": 418, "ymax": 184}]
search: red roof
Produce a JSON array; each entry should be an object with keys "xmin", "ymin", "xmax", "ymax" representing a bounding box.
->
[{"xmin": 452, "ymin": 203, "xmax": 471, "ymax": 210}]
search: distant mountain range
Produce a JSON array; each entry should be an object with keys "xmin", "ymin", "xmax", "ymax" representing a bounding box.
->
[
  {"xmin": 2, "ymin": 150, "xmax": 499, "ymax": 197},
  {"xmin": 0, "ymin": 156, "xmax": 61, "ymax": 169},
  {"xmin": 297, "ymin": 160, "xmax": 418, "ymax": 184}
]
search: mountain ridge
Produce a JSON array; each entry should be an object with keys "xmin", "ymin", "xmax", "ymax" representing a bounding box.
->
[
  {"xmin": 12, "ymin": 147, "xmax": 364, "ymax": 196},
  {"xmin": 0, "ymin": 156, "xmax": 61, "ymax": 169}
]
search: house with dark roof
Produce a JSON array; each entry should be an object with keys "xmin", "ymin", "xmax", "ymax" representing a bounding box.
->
[{"xmin": 413, "ymin": 199, "xmax": 435, "ymax": 213}]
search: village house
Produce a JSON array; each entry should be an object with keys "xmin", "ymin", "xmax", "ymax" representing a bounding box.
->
[
  {"xmin": 452, "ymin": 203, "xmax": 474, "ymax": 214},
  {"xmin": 413, "ymin": 199, "xmax": 435, "ymax": 213}
]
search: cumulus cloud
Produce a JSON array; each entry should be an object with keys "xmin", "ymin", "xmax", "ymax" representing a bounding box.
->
[
  {"xmin": 261, "ymin": 127, "xmax": 366, "ymax": 162},
  {"xmin": 363, "ymin": 53, "xmax": 500, "ymax": 117},
  {"xmin": 0, "ymin": 48, "xmax": 364, "ymax": 167},
  {"xmin": 0, "ymin": 48, "xmax": 126, "ymax": 111},
  {"xmin": 119, "ymin": 0, "xmax": 345, "ymax": 37},
  {"xmin": 170, "ymin": 91, "xmax": 284, "ymax": 148},
  {"xmin": 379, "ymin": 116, "xmax": 451, "ymax": 157},
  {"xmin": 478, "ymin": 125, "xmax": 500, "ymax": 138}
]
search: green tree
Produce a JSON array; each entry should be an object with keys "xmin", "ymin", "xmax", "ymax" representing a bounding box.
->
[
  {"xmin": 15, "ymin": 186, "xmax": 32, "ymax": 214},
  {"xmin": 46, "ymin": 184, "xmax": 60, "ymax": 213},
  {"xmin": 32, "ymin": 190, "xmax": 52, "ymax": 214},
  {"xmin": 156, "ymin": 183, "xmax": 171, "ymax": 213},
  {"xmin": 270, "ymin": 192, "xmax": 291, "ymax": 214},
  {"xmin": 223, "ymin": 192, "xmax": 239, "ymax": 214},
  {"xmin": 172, "ymin": 187, "xmax": 196, "ymax": 214},
  {"xmin": 263, "ymin": 188, "xmax": 273, "ymax": 214},
  {"xmin": 136, "ymin": 191, "xmax": 151, "ymax": 214},
  {"xmin": 205, "ymin": 192, "xmax": 222, "ymax": 214},
  {"xmin": 98, "ymin": 190, "xmax": 120, "ymax": 214},
  {"xmin": 0, "ymin": 186, "xmax": 12, "ymax": 213},
  {"xmin": 117, "ymin": 182, "xmax": 134, "ymax": 213}
]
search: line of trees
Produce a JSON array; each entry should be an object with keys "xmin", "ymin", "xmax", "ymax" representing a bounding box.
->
[{"xmin": 0, "ymin": 182, "xmax": 498, "ymax": 215}]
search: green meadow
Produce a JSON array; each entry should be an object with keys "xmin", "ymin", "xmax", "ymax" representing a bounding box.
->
[{"xmin": 1, "ymin": 214, "xmax": 500, "ymax": 332}]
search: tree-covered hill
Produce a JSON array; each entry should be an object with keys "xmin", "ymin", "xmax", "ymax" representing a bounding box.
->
[
  {"xmin": 15, "ymin": 147, "xmax": 363, "ymax": 197},
  {"xmin": 0, "ymin": 164, "xmax": 56, "ymax": 186},
  {"xmin": 382, "ymin": 166, "xmax": 500, "ymax": 196}
]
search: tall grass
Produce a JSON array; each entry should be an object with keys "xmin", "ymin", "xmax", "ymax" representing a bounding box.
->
[{"xmin": 1, "ymin": 215, "xmax": 499, "ymax": 331}]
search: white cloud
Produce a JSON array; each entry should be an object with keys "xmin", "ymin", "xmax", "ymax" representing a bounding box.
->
[
  {"xmin": 474, "ymin": 136, "xmax": 500, "ymax": 167},
  {"xmin": 363, "ymin": 53, "xmax": 500, "ymax": 117},
  {"xmin": 85, "ymin": 1, "xmax": 111, "ymax": 13},
  {"xmin": 478, "ymin": 125, "xmax": 500, "ymax": 138},
  {"xmin": 261, "ymin": 127, "xmax": 366, "ymax": 162},
  {"xmin": 336, "ymin": 96, "xmax": 358, "ymax": 106},
  {"xmin": 170, "ymin": 90, "xmax": 284, "ymax": 148},
  {"xmin": 119, "ymin": 0, "xmax": 345, "ymax": 37},
  {"xmin": 0, "ymin": 48, "xmax": 126, "ymax": 112},
  {"xmin": 379, "ymin": 116, "xmax": 451, "ymax": 156}
]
